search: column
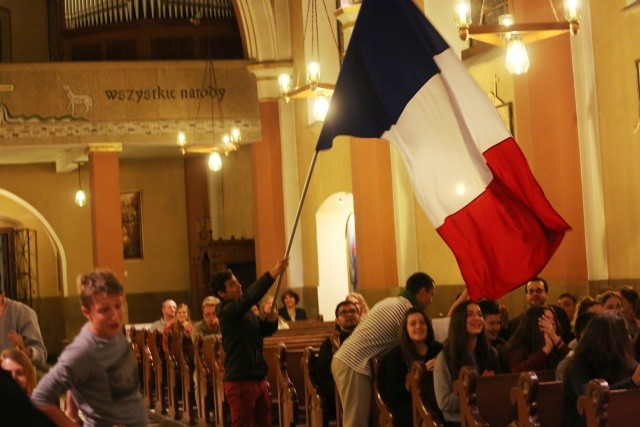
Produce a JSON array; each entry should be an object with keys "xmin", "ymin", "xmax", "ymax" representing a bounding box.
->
[
  {"xmin": 87, "ymin": 143, "xmax": 125, "ymax": 282},
  {"xmin": 248, "ymin": 62, "xmax": 297, "ymax": 288}
]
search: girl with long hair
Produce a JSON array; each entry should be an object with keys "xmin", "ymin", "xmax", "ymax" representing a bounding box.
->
[
  {"xmin": 380, "ymin": 307, "xmax": 444, "ymax": 426},
  {"xmin": 1, "ymin": 348, "xmax": 37, "ymax": 395},
  {"xmin": 163, "ymin": 303, "xmax": 193, "ymax": 351},
  {"xmin": 503, "ymin": 305, "xmax": 569, "ymax": 372},
  {"xmin": 434, "ymin": 300, "xmax": 499, "ymax": 426},
  {"xmin": 563, "ymin": 313, "xmax": 640, "ymax": 426}
]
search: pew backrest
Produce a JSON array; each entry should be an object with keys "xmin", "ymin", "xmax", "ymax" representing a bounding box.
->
[
  {"xmin": 371, "ymin": 355, "xmax": 395, "ymax": 427},
  {"xmin": 302, "ymin": 346, "xmax": 325, "ymax": 427},
  {"xmin": 510, "ymin": 371, "xmax": 562, "ymax": 427},
  {"xmin": 577, "ymin": 378, "xmax": 640, "ymax": 427},
  {"xmin": 455, "ymin": 366, "xmax": 556, "ymax": 427},
  {"xmin": 410, "ymin": 361, "xmax": 443, "ymax": 427},
  {"xmin": 275, "ymin": 342, "xmax": 300, "ymax": 427}
]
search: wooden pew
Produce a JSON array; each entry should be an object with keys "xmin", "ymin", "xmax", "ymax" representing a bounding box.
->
[
  {"xmin": 275, "ymin": 343, "xmax": 300, "ymax": 427},
  {"xmin": 371, "ymin": 355, "xmax": 395, "ymax": 426},
  {"xmin": 142, "ymin": 329, "xmax": 157, "ymax": 409},
  {"xmin": 165, "ymin": 330, "xmax": 184, "ymax": 421},
  {"xmin": 128, "ymin": 326, "xmax": 145, "ymax": 396},
  {"xmin": 577, "ymin": 378, "xmax": 640, "ymax": 427},
  {"xmin": 210, "ymin": 335, "xmax": 230, "ymax": 427},
  {"xmin": 207, "ymin": 325, "xmax": 332, "ymax": 427},
  {"xmin": 455, "ymin": 366, "xmax": 556, "ymax": 427},
  {"xmin": 410, "ymin": 361, "xmax": 443, "ymax": 427},
  {"xmin": 510, "ymin": 371, "xmax": 563, "ymax": 427},
  {"xmin": 264, "ymin": 331, "xmax": 332, "ymax": 425},
  {"xmin": 148, "ymin": 329, "xmax": 169, "ymax": 415},
  {"xmin": 301, "ymin": 346, "xmax": 325, "ymax": 427},
  {"xmin": 180, "ymin": 332, "xmax": 198, "ymax": 425},
  {"xmin": 194, "ymin": 335, "xmax": 215, "ymax": 425}
]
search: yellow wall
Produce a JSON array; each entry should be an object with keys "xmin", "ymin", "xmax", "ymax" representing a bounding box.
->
[
  {"xmin": 119, "ymin": 158, "xmax": 190, "ymax": 293},
  {"xmin": 0, "ymin": 163, "xmax": 93, "ymax": 296},
  {"xmin": 0, "ymin": 159, "xmax": 191, "ymax": 296},
  {"xmin": 590, "ymin": 1, "xmax": 640, "ymax": 278}
]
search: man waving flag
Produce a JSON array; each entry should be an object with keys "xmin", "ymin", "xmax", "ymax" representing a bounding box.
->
[{"xmin": 317, "ymin": 0, "xmax": 570, "ymax": 299}]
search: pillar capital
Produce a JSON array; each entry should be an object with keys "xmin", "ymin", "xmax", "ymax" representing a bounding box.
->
[
  {"xmin": 87, "ymin": 143, "xmax": 122, "ymax": 153},
  {"xmin": 247, "ymin": 61, "xmax": 294, "ymax": 102}
]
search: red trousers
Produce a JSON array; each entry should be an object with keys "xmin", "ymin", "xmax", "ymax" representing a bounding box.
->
[{"xmin": 224, "ymin": 379, "xmax": 272, "ymax": 427}]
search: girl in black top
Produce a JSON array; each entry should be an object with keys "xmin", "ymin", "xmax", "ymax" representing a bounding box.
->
[
  {"xmin": 563, "ymin": 313, "xmax": 640, "ymax": 427},
  {"xmin": 380, "ymin": 307, "xmax": 444, "ymax": 426}
]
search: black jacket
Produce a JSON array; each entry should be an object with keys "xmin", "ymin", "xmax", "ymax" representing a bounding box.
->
[
  {"xmin": 278, "ymin": 306, "xmax": 308, "ymax": 321},
  {"xmin": 218, "ymin": 272, "xmax": 278, "ymax": 381}
]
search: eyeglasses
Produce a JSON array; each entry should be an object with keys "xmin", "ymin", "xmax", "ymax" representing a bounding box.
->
[{"xmin": 338, "ymin": 309, "xmax": 358, "ymax": 317}]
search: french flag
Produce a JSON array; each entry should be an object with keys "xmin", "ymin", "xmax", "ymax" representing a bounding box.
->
[{"xmin": 317, "ymin": 0, "xmax": 570, "ymax": 299}]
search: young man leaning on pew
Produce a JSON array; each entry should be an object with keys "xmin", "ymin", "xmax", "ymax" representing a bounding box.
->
[
  {"xmin": 332, "ymin": 272, "xmax": 436, "ymax": 427},
  {"xmin": 210, "ymin": 257, "xmax": 289, "ymax": 427}
]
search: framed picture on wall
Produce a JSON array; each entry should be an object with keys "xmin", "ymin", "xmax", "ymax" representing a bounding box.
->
[
  {"xmin": 496, "ymin": 102, "xmax": 514, "ymax": 135},
  {"xmin": 121, "ymin": 191, "xmax": 143, "ymax": 259}
]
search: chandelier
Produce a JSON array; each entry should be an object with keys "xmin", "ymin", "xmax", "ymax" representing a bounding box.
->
[
  {"xmin": 454, "ymin": 0, "xmax": 581, "ymax": 75},
  {"xmin": 177, "ymin": 53, "xmax": 240, "ymax": 172},
  {"xmin": 277, "ymin": 0, "xmax": 340, "ymax": 121}
]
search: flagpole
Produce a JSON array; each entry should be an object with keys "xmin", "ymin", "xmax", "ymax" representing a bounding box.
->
[{"xmin": 270, "ymin": 150, "xmax": 319, "ymax": 315}]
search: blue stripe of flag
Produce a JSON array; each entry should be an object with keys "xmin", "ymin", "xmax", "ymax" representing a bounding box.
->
[{"xmin": 316, "ymin": 0, "xmax": 449, "ymax": 151}]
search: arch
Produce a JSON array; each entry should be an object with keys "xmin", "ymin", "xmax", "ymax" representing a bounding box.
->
[
  {"xmin": 234, "ymin": 0, "xmax": 290, "ymax": 61},
  {"xmin": 316, "ymin": 191, "xmax": 354, "ymax": 321},
  {"xmin": 0, "ymin": 189, "xmax": 68, "ymax": 296}
]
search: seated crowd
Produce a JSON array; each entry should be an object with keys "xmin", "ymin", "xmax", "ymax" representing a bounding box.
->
[{"xmin": 3, "ymin": 268, "xmax": 640, "ymax": 426}]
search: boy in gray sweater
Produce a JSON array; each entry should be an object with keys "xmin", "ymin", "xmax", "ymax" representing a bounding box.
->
[{"xmin": 32, "ymin": 270, "xmax": 146, "ymax": 427}]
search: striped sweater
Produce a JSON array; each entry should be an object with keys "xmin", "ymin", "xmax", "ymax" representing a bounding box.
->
[{"xmin": 333, "ymin": 296, "xmax": 413, "ymax": 376}]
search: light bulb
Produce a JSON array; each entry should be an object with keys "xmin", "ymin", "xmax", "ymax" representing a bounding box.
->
[
  {"xmin": 278, "ymin": 73, "xmax": 292, "ymax": 97},
  {"xmin": 75, "ymin": 189, "xmax": 86, "ymax": 207},
  {"xmin": 564, "ymin": 0, "xmax": 581, "ymax": 21},
  {"xmin": 208, "ymin": 151, "xmax": 222, "ymax": 172},
  {"xmin": 312, "ymin": 96, "xmax": 330, "ymax": 122},
  {"xmin": 231, "ymin": 127, "xmax": 241, "ymax": 143},
  {"xmin": 453, "ymin": 0, "xmax": 472, "ymax": 28},
  {"xmin": 498, "ymin": 14, "xmax": 515, "ymax": 27},
  {"xmin": 307, "ymin": 62, "xmax": 321, "ymax": 90},
  {"xmin": 505, "ymin": 37, "xmax": 530, "ymax": 75}
]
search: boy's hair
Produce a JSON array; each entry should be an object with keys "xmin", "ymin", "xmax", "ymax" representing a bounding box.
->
[
  {"xmin": 77, "ymin": 270, "xmax": 124, "ymax": 310},
  {"xmin": 477, "ymin": 299, "xmax": 500, "ymax": 316},
  {"xmin": 202, "ymin": 296, "xmax": 220, "ymax": 309},
  {"xmin": 209, "ymin": 269, "xmax": 233, "ymax": 298},
  {"xmin": 405, "ymin": 272, "xmax": 435, "ymax": 294},
  {"xmin": 558, "ymin": 292, "xmax": 577, "ymax": 304}
]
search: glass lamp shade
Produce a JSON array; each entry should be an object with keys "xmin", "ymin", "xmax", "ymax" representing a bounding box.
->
[
  {"xmin": 312, "ymin": 96, "xmax": 330, "ymax": 122},
  {"xmin": 278, "ymin": 73, "xmax": 292, "ymax": 96},
  {"xmin": 208, "ymin": 151, "xmax": 223, "ymax": 172},
  {"xmin": 307, "ymin": 62, "xmax": 321, "ymax": 90},
  {"xmin": 505, "ymin": 37, "xmax": 530, "ymax": 75},
  {"xmin": 75, "ymin": 189, "xmax": 86, "ymax": 207},
  {"xmin": 564, "ymin": 0, "xmax": 581, "ymax": 22},
  {"xmin": 453, "ymin": 0, "xmax": 472, "ymax": 28}
]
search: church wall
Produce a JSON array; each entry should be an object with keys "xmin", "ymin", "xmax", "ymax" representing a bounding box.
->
[{"xmin": 590, "ymin": 1, "xmax": 640, "ymax": 279}]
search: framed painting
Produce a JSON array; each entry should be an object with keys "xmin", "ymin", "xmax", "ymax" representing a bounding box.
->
[{"xmin": 121, "ymin": 191, "xmax": 143, "ymax": 259}]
